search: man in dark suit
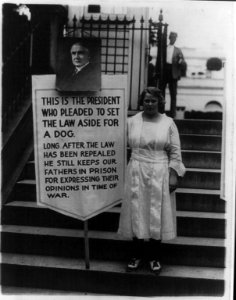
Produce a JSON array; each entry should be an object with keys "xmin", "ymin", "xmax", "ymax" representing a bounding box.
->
[
  {"xmin": 56, "ymin": 41, "xmax": 101, "ymax": 92},
  {"xmin": 161, "ymin": 32, "xmax": 185, "ymax": 118}
]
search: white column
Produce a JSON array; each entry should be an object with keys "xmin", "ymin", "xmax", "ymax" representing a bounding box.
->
[{"xmin": 222, "ymin": 4, "xmax": 236, "ymax": 299}]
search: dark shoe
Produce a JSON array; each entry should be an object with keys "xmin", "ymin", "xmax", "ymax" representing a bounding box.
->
[
  {"xmin": 150, "ymin": 260, "xmax": 162, "ymax": 275},
  {"xmin": 126, "ymin": 258, "xmax": 141, "ymax": 272}
]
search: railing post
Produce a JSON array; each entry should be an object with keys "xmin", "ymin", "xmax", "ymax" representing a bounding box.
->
[
  {"xmin": 155, "ymin": 9, "xmax": 168, "ymax": 90},
  {"xmin": 137, "ymin": 16, "xmax": 144, "ymax": 109},
  {"xmin": 128, "ymin": 16, "xmax": 135, "ymax": 111},
  {"xmin": 72, "ymin": 15, "xmax": 77, "ymax": 37}
]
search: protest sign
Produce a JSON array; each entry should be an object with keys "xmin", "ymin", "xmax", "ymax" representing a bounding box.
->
[{"xmin": 32, "ymin": 75, "xmax": 127, "ymax": 220}]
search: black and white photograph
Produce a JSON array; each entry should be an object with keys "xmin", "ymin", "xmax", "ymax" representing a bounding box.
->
[
  {"xmin": 1, "ymin": 0, "xmax": 235, "ymax": 299},
  {"xmin": 56, "ymin": 38, "xmax": 101, "ymax": 92}
]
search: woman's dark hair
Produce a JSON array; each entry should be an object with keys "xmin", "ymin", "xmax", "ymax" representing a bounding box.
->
[{"xmin": 139, "ymin": 87, "xmax": 166, "ymax": 113}]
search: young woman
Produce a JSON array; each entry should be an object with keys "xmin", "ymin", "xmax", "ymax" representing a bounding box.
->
[{"xmin": 118, "ymin": 87, "xmax": 185, "ymax": 275}]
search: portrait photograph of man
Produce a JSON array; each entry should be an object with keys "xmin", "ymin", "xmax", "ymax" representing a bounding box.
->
[{"xmin": 56, "ymin": 38, "xmax": 101, "ymax": 92}]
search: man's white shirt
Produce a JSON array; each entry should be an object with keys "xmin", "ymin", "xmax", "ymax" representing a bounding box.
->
[
  {"xmin": 74, "ymin": 62, "xmax": 90, "ymax": 74},
  {"xmin": 166, "ymin": 44, "xmax": 174, "ymax": 64}
]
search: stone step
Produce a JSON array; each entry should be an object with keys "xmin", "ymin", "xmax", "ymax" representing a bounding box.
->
[
  {"xmin": 175, "ymin": 119, "xmax": 222, "ymax": 135},
  {"xmin": 1, "ymin": 225, "xmax": 225, "ymax": 268},
  {"xmin": 127, "ymin": 114, "xmax": 222, "ymax": 135},
  {"xmin": 176, "ymin": 191, "xmax": 225, "ymax": 213},
  {"xmin": 180, "ymin": 134, "xmax": 221, "ymax": 151},
  {"xmin": 1, "ymin": 253, "xmax": 224, "ymax": 296},
  {"xmin": 1, "ymin": 286, "xmax": 90, "ymax": 295},
  {"xmin": 176, "ymin": 211, "xmax": 225, "ymax": 238},
  {"xmin": 7, "ymin": 186, "xmax": 226, "ymax": 214},
  {"xmin": 180, "ymin": 168, "xmax": 221, "ymax": 190},
  {"xmin": 183, "ymin": 112, "xmax": 222, "ymax": 121},
  {"xmin": 22, "ymin": 149, "xmax": 221, "ymax": 181},
  {"xmin": 13, "ymin": 168, "xmax": 221, "ymax": 202},
  {"xmin": 181, "ymin": 150, "xmax": 221, "ymax": 169},
  {"xmin": 2, "ymin": 201, "xmax": 226, "ymax": 238}
]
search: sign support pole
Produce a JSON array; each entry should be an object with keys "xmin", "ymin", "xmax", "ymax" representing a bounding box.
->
[{"xmin": 84, "ymin": 220, "xmax": 90, "ymax": 269}]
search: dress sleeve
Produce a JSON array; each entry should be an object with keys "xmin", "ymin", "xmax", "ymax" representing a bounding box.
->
[{"xmin": 166, "ymin": 121, "xmax": 186, "ymax": 177}]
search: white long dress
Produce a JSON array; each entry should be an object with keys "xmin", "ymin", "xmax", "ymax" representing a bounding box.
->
[{"xmin": 118, "ymin": 112, "xmax": 186, "ymax": 241}]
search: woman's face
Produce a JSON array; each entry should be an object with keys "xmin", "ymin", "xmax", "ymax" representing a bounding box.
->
[{"xmin": 143, "ymin": 93, "xmax": 159, "ymax": 117}]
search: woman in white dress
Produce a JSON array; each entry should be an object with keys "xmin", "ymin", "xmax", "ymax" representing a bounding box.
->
[{"xmin": 118, "ymin": 87, "xmax": 186, "ymax": 274}]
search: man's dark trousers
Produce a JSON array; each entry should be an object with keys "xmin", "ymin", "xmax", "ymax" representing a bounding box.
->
[{"xmin": 161, "ymin": 63, "xmax": 178, "ymax": 118}]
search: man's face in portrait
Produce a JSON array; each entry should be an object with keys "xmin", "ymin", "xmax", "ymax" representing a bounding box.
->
[{"xmin": 70, "ymin": 43, "xmax": 90, "ymax": 68}]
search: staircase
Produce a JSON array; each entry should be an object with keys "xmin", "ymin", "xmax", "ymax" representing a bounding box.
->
[{"xmin": 1, "ymin": 118, "xmax": 225, "ymax": 296}]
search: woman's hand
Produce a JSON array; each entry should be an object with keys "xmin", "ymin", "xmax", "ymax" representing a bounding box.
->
[{"xmin": 169, "ymin": 168, "xmax": 179, "ymax": 193}]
